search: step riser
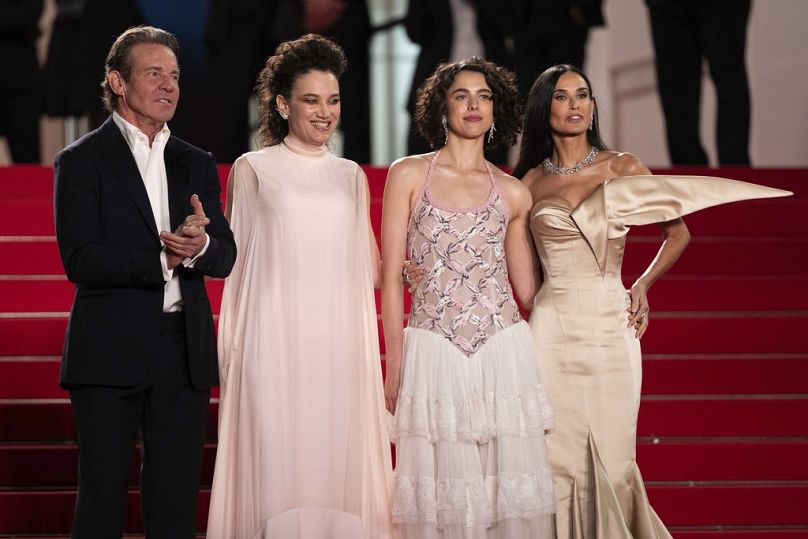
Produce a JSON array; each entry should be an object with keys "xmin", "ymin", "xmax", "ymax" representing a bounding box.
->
[
  {"xmin": 2, "ymin": 315, "xmax": 806, "ymax": 362},
  {"xmin": 638, "ymin": 399, "xmax": 808, "ymax": 437},
  {"xmin": 377, "ymin": 316, "xmax": 808, "ymax": 355},
  {"xmin": 637, "ymin": 441, "xmax": 808, "ymax": 481},
  {"xmin": 0, "ymin": 445, "xmax": 216, "ymax": 488},
  {"xmin": 3, "ymin": 239, "xmax": 806, "ymax": 276},
  {"xmin": 2, "ymin": 441, "xmax": 806, "ymax": 488},
  {"xmin": 2, "ymin": 399, "xmax": 806, "ymax": 443},
  {"xmin": 3, "ymin": 358, "xmax": 806, "ymax": 399},
  {"xmin": 1, "ymin": 486, "xmax": 806, "ymax": 533},
  {"xmin": 649, "ymin": 485, "xmax": 808, "ymax": 527},
  {"xmin": 5, "ymin": 277, "xmax": 808, "ymax": 314}
]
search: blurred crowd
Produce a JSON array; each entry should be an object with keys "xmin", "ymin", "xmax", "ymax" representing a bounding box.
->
[{"xmin": 0, "ymin": 0, "xmax": 750, "ymax": 166}]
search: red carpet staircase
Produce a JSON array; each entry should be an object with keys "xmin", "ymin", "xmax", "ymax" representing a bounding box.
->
[{"xmin": 0, "ymin": 165, "xmax": 806, "ymax": 537}]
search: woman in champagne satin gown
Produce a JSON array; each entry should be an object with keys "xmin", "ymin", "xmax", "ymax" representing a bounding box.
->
[
  {"xmin": 383, "ymin": 58, "xmax": 555, "ymax": 538},
  {"xmin": 207, "ymin": 35, "xmax": 395, "ymax": 539},
  {"xmin": 511, "ymin": 64, "xmax": 791, "ymax": 538}
]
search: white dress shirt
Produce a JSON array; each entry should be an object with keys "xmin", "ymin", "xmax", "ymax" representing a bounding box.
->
[{"xmin": 113, "ymin": 112, "xmax": 208, "ymax": 312}]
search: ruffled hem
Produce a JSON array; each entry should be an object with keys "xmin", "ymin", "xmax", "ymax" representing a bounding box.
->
[
  {"xmin": 393, "ymin": 387, "xmax": 552, "ymax": 443},
  {"xmin": 391, "ymin": 322, "xmax": 556, "ymax": 534},
  {"xmin": 390, "ymin": 323, "xmax": 554, "ymax": 444},
  {"xmin": 393, "ymin": 469, "xmax": 555, "ymax": 527}
]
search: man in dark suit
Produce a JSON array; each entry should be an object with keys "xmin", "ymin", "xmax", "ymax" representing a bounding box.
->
[{"xmin": 53, "ymin": 26, "xmax": 236, "ymax": 537}]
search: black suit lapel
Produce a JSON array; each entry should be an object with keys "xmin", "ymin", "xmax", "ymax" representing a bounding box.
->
[
  {"xmin": 95, "ymin": 117, "xmax": 160, "ymax": 238},
  {"xmin": 165, "ymin": 137, "xmax": 191, "ymax": 232}
]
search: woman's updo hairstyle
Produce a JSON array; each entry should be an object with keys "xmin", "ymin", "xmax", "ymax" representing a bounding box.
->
[{"xmin": 256, "ymin": 34, "xmax": 347, "ymax": 147}]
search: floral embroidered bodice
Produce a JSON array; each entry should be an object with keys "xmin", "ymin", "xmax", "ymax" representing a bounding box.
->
[{"xmin": 407, "ymin": 151, "xmax": 522, "ymax": 356}]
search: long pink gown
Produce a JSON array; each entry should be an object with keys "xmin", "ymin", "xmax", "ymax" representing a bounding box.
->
[{"xmin": 207, "ymin": 137, "xmax": 395, "ymax": 538}]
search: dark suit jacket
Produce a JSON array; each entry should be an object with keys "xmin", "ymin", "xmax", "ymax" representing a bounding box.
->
[{"xmin": 54, "ymin": 117, "xmax": 236, "ymax": 389}]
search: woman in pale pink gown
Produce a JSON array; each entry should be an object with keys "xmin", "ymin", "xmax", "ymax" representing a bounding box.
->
[{"xmin": 207, "ymin": 34, "xmax": 395, "ymax": 539}]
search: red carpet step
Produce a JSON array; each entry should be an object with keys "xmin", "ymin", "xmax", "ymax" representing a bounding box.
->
[
  {"xmin": 0, "ymin": 443, "xmax": 217, "ymax": 488},
  {"xmin": 2, "ymin": 439, "xmax": 805, "ymax": 489},
  {"xmin": 2, "ymin": 398, "xmax": 807, "ymax": 443},
  {"xmin": 377, "ymin": 314, "xmax": 808, "ymax": 355},
  {"xmin": 636, "ymin": 439, "xmax": 808, "ymax": 481},
  {"xmin": 4, "ymin": 355, "xmax": 806, "ymax": 399},
  {"xmin": 3, "ymin": 236, "xmax": 805, "ymax": 276},
  {"xmin": 0, "ymin": 485, "xmax": 805, "ymax": 534},
  {"xmin": 4, "ymin": 275, "xmax": 807, "ymax": 314},
  {"xmin": 0, "ymin": 165, "xmax": 806, "ymax": 537}
]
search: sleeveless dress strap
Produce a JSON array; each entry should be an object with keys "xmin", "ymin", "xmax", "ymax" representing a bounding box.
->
[
  {"xmin": 483, "ymin": 160, "xmax": 509, "ymax": 222},
  {"xmin": 407, "ymin": 150, "xmax": 442, "ymax": 232},
  {"xmin": 419, "ymin": 148, "xmax": 442, "ymax": 199}
]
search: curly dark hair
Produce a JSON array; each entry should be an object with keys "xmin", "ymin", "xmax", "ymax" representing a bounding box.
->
[
  {"xmin": 255, "ymin": 34, "xmax": 347, "ymax": 147},
  {"xmin": 414, "ymin": 57, "xmax": 521, "ymax": 151},
  {"xmin": 512, "ymin": 64, "xmax": 609, "ymax": 179},
  {"xmin": 102, "ymin": 26, "xmax": 180, "ymax": 114}
]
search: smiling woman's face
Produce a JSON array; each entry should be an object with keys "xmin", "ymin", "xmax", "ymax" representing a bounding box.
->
[{"xmin": 276, "ymin": 69, "xmax": 341, "ymax": 149}]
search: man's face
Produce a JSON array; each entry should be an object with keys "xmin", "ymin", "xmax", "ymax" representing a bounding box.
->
[{"xmin": 110, "ymin": 42, "xmax": 180, "ymax": 133}]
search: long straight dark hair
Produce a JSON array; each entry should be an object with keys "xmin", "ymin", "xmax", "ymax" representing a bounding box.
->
[{"xmin": 512, "ymin": 64, "xmax": 609, "ymax": 179}]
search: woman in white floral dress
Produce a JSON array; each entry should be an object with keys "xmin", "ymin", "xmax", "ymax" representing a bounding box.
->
[{"xmin": 381, "ymin": 57, "xmax": 555, "ymax": 538}]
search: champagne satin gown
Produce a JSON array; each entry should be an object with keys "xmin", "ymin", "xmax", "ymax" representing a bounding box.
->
[
  {"xmin": 208, "ymin": 138, "xmax": 395, "ymax": 538},
  {"xmin": 527, "ymin": 175, "xmax": 790, "ymax": 538}
]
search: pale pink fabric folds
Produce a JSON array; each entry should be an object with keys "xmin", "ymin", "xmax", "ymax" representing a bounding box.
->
[{"xmin": 207, "ymin": 138, "xmax": 395, "ymax": 539}]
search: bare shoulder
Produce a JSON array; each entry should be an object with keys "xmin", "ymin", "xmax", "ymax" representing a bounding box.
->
[
  {"xmin": 517, "ymin": 165, "xmax": 557, "ymax": 203},
  {"xmin": 387, "ymin": 153, "xmax": 432, "ymax": 182},
  {"xmin": 490, "ymin": 166, "xmax": 533, "ymax": 212},
  {"xmin": 520, "ymin": 165, "xmax": 544, "ymax": 189},
  {"xmin": 384, "ymin": 153, "xmax": 432, "ymax": 198},
  {"xmin": 601, "ymin": 150, "xmax": 652, "ymax": 177}
]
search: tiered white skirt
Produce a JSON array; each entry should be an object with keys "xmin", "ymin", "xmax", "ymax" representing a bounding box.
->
[{"xmin": 390, "ymin": 322, "xmax": 556, "ymax": 538}]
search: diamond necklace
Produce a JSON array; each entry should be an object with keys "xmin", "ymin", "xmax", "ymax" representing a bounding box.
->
[{"xmin": 542, "ymin": 147, "xmax": 599, "ymax": 175}]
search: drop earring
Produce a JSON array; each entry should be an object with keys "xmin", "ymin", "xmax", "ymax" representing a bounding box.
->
[
  {"xmin": 442, "ymin": 115, "xmax": 448, "ymax": 145},
  {"xmin": 487, "ymin": 121, "xmax": 496, "ymax": 144},
  {"xmin": 277, "ymin": 109, "xmax": 288, "ymax": 120},
  {"xmin": 588, "ymin": 115, "xmax": 593, "ymax": 131}
]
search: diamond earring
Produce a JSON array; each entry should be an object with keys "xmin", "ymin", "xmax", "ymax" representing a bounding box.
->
[
  {"xmin": 487, "ymin": 121, "xmax": 496, "ymax": 144},
  {"xmin": 588, "ymin": 115, "xmax": 593, "ymax": 131},
  {"xmin": 277, "ymin": 109, "xmax": 288, "ymax": 120},
  {"xmin": 442, "ymin": 115, "xmax": 449, "ymax": 145}
]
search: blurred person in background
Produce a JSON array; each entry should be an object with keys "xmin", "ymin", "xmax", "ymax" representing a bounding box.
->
[
  {"xmin": 645, "ymin": 0, "xmax": 752, "ymax": 165},
  {"xmin": 0, "ymin": 0, "xmax": 44, "ymax": 163}
]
